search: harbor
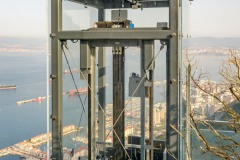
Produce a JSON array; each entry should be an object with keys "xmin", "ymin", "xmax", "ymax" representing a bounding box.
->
[
  {"xmin": 2, "ymin": 88, "xmax": 166, "ymax": 159},
  {"xmin": 15, "ymin": 81, "xmax": 163, "ymax": 105},
  {"xmin": 0, "ymin": 125, "xmax": 81, "ymax": 159}
]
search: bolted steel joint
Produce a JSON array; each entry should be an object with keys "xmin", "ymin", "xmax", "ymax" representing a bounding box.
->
[
  {"xmin": 160, "ymin": 40, "xmax": 167, "ymax": 45},
  {"xmin": 61, "ymin": 40, "xmax": 67, "ymax": 47},
  {"xmin": 50, "ymin": 115, "xmax": 57, "ymax": 121},
  {"xmin": 170, "ymin": 33, "xmax": 176, "ymax": 38},
  {"xmin": 50, "ymin": 74, "xmax": 57, "ymax": 79},
  {"xmin": 170, "ymin": 79, "xmax": 176, "ymax": 84},
  {"xmin": 50, "ymin": 33, "xmax": 56, "ymax": 38},
  {"xmin": 50, "ymin": 155, "xmax": 56, "ymax": 160}
]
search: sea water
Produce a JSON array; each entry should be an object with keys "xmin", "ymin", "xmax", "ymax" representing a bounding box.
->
[{"xmin": 0, "ymin": 50, "xmax": 228, "ymax": 159}]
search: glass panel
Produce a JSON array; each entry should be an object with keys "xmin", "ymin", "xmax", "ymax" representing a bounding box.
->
[{"xmin": 182, "ymin": 0, "xmax": 240, "ymax": 159}]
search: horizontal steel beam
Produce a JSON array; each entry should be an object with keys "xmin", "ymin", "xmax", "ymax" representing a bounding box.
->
[
  {"xmin": 90, "ymin": 39, "xmax": 142, "ymax": 47},
  {"xmin": 67, "ymin": 0, "xmax": 104, "ymax": 8},
  {"xmin": 103, "ymin": 1, "xmax": 169, "ymax": 9},
  {"xmin": 58, "ymin": 29, "xmax": 172, "ymax": 40},
  {"xmin": 67, "ymin": 0, "xmax": 169, "ymax": 9}
]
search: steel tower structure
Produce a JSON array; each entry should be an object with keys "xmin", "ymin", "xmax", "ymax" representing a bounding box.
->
[{"xmin": 50, "ymin": 0, "xmax": 182, "ymax": 159}]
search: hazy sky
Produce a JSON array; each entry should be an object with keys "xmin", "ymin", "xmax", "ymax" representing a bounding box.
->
[
  {"xmin": 189, "ymin": 0, "xmax": 240, "ymax": 37},
  {"xmin": 0, "ymin": 0, "xmax": 46, "ymax": 38},
  {"xmin": 0, "ymin": 0, "xmax": 239, "ymax": 38}
]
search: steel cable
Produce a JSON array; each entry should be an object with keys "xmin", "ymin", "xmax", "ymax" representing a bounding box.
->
[{"xmin": 63, "ymin": 44, "xmax": 131, "ymax": 159}]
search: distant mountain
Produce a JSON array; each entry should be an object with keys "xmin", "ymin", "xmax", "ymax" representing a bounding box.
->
[
  {"xmin": 183, "ymin": 37, "xmax": 240, "ymax": 49},
  {"xmin": 0, "ymin": 37, "xmax": 46, "ymax": 53},
  {"xmin": 1, "ymin": 37, "xmax": 240, "ymax": 53}
]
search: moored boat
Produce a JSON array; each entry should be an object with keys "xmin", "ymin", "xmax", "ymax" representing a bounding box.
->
[
  {"xmin": 68, "ymin": 88, "xmax": 87, "ymax": 95},
  {"xmin": 0, "ymin": 85, "xmax": 16, "ymax": 90}
]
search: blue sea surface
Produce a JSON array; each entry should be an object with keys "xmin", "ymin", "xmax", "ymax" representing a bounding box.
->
[
  {"xmin": 0, "ymin": 52, "xmax": 47, "ymax": 160},
  {"xmin": 0, "ymin": 49, "xmax": 228, "ymax": 159},
  {"xmin": 0, "ymin": 155, "xmax": 19, "ymax": 160},
  {"xmin": 0, "ymin": 53, "xmax": 47, "ymax": 148}
]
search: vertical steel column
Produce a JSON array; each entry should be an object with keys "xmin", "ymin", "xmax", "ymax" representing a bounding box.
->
[
  {"xmin": 142, "ymin": 40, "xmax": 155, "ymax": 160},
  {"xmin": 88, "ymin": 47, "xmax": 96, "ymax": 160},
  {"xmin": 149, "ymin": 70, "xmax": 154, "ymax": 160},
  {"xmin": 140, "ymin": 44, "xmax": 146, "ymax": 160},
  {"xmin": 51, "ymin": 0, "xmax": 63, "ymax": 159},
  {"xmin": 98, "ymin": 47, "xmax": 106, "ymax": 150},
  {"xmin": 97, "ymin": 8, "xmax": 106, "ymax": 152},
  {"xmin": 166, "ymin": 0, "xmax": 180, "ymax": 159},
  {"xmin": 113, "ymin": 47, "xmax": 125, "ymax": 160},
  {"xmin": 179, "ymin": 1, "xmax": 183, "ymax": 159},
  {"xmin": 186, "ymin": 64, "xmax": 191, "ymax": 160}
]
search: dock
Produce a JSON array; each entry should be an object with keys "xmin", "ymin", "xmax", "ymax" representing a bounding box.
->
[
  {"xmin": 0, "ymin": 125, "xmax": 81, "ymax": 159},
  {"xmin": 16, "ymin": 89, "xmax": 84, "ymax": 105},
  {"xmin": 16, "ymin": 96, "xmax": 47, "ymax": 105}
]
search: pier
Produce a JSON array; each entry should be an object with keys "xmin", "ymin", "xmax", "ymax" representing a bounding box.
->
[
  {"xmin": 0, "ymin": 125, "xmax": 81, "ymax": 159},
  {"xmin": 16, "ymin": 96, "xmax": 47, "ymax": 105},
  {"xmin": 16, "ymin": 88, "xmax": 89, "ymax": 105}
]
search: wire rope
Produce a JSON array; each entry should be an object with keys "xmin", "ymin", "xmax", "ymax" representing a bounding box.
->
[
  {"xmin": 64, "ymin": 42, "xmax": 166, "ymax": 159},
  {"xmin": 62, "ymin": 45, "xmax": 88, "ymax": 158},
  {"xmin": 63, "ymin": 44, "xmax": 131, "ymax": 159},
  {"xmin": 105, "ymin": 43, "xmax": 166, "ymax": 142}
]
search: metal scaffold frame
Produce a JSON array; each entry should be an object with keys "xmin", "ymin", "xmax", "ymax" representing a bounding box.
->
[{"xmin": 50, "ymin": 0, "xmax": 181, "ymax": 159}]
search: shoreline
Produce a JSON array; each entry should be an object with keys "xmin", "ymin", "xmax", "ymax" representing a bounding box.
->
[{"xmin": 0, "ymin": 125, "xmax": 81, "ymax": 159}]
